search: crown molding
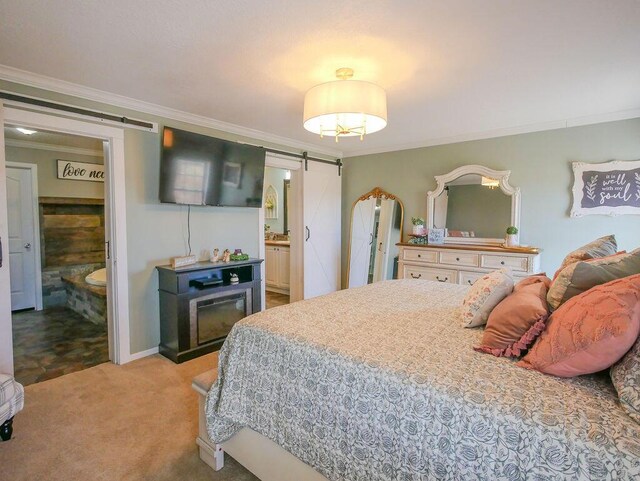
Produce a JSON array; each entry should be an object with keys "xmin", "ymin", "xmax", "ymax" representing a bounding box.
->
[
  {"xmin": 5, "ymin": 138, "xmax": 104, "ymax": 157},
  {"xmin": 0, "ymin": 64, "xmax": 343, "ymax": 159},
  {"xmin": 344, "ymin": 108, "xmax": 640, "ymax": 158}
]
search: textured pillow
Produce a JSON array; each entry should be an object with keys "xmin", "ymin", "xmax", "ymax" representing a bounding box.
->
[
  {"xmin": 518, "ymin": 274, "xmax": 640, "ymax": 378},
  {"xmin": 460, "ymin": 269, "xmax": 514, "ymax": 328},
  {"xmin": 554, "ymin": 234, "xmax": 617, "ymax": 278},
  {"xmin": 474, "ymin": 274, "xmax": 551, "ymax": 357},
  {"xmin": 547, "ymin": 250, "xmax": 639, "ymax": 310},
  {"xmin": 611, "ymin": 336, "xmax": 640, "ymax": 423}
]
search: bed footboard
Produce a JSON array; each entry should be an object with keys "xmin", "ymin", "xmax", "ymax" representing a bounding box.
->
[{"xmin": 192, "ymin": 371, "xmax": 224, "ymax": 471}]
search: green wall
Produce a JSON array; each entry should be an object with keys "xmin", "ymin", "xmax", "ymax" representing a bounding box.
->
[
  {"xmin": 6, "ymin": 146, "xmax": 104, "ymax": 199},
  {"xmin": 342, "ymin": 117, "xmax": 640, "ymax": 286},
  {"xmin": 0, "ymin": 80, "xmax": 320, "ymax": 356}
]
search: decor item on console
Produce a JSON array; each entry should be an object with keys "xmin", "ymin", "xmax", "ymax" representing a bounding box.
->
[
  {"xmin": 230, "ymin": 249, "xmax": 249, "ymax": 261},
  {"xmin": 411, "ymin": 217, "xmax": 426, "ymax": 236},
  {"xmin": 347, "ymin": 187, "xmax": 404, "ymax": 288},
  {"xmin": 427, "ymin": 165, "xmax": 520, "ymax": 245},
  {"xmin": 211, "ymin": 248, "xmax": 220, "ymax": 263},
  {"xmin": 505, "ymin": 226, "xmax": 519, "ymax": 247},
  {"xmin": 303, "ymin": 68, "xmax": 387, "ymax": 141},
  {"xmin": 222, "ymin": 249, "xmax": 231, "ymax": 263},
  {"xmin": 570, "ymin": 160, "xmax": 640, "ymax": 217}
]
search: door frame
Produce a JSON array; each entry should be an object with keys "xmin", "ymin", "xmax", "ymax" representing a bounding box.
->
[
  {"xmin": 5, "ymin": 161, "xmax": 43, "ymax": 311},
  {"xmin": 0, "ymin": 104, "xmax": 131, "ymax": 371},
  {"xmin": 259, "ymin": 153, "xmax": 304, "ymax": 307}
]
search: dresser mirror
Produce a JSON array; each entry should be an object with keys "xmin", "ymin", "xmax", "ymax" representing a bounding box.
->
[
  {"xmin": 347, "ymin": 187, "xmax": 404, "ymax": 288},
  {"xmin": 427, "ymin": 165, "xmax": 520, "ymax": 245}
]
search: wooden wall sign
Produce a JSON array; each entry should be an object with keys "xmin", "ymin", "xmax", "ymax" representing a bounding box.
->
[
  {"xmin": 571, "ymin": 160, "xmax": 640, "ymax": 217},
  {"xmin": 57, "ymin": 160, "xmax": 105, "ymax": 182}
]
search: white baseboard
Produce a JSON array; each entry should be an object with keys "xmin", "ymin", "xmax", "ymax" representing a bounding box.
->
[{"xmin": 126, "ymin": 347, "xmax": 159, "ymax": 363}]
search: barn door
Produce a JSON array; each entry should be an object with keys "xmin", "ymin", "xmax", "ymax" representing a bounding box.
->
[{"xmin": 303, "ymin": 161, "xmax": 341, "ymax": 299}]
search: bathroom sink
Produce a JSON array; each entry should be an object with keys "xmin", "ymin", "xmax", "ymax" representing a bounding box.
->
[{"xmin": 85, "ymin": 268, "xmax": 107, "ymax": 287}]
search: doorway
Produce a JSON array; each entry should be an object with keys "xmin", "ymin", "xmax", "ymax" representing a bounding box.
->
[
  {"xmin": 0, "ymin": 105, "xmax": 131, "ymax": 378},
  {"xmin": 6, "ymin": 125, "xmax": 110, "ymax": 385},
  {"xmin": 263, "ymin": 165, "xmax": 293, "ymax": 309}
]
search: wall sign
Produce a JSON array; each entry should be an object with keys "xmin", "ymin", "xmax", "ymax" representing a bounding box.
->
[
  {"xmin": 571, "ymin": 160, "xmax": 640, "ymax": 217},
  {"xmin": 57, "ymin": 160, "xmax": 105, "ymax": 183}
]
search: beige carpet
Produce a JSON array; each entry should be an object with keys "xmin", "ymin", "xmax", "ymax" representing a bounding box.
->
[{"xmin": 0, "ymin": 353, "xmax": 257, "ymax": 481}]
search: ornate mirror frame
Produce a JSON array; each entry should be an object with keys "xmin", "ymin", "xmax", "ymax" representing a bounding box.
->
[{"xmin": 426, "ymin": 165, "xmax": 521, "ymax": 246}]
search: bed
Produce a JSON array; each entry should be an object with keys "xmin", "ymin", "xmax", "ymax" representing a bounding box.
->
[{"xmin": 202, "ymin": 279, "xmax": 640, "ymax": 480}]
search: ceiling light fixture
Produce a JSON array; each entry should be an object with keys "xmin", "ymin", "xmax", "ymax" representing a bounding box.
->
[
  {"xmin": 303, "ymin": 68, "xmax": 387, "ymax": 142},
  {"xmin": 16, "ymin": 127, "xmax": 37, "ymax": 135}
]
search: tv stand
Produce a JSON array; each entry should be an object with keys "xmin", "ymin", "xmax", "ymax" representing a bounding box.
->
[{"xmin": 156, "ymin": 259, "xmax": 263, "ymax": 363}]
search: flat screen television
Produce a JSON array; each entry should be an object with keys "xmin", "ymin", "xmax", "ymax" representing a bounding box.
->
[{"xmin": 159, "ymin": 127, "xmax": 265, "ymax": 207}]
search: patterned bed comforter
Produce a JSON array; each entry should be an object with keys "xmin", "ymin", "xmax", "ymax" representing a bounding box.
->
[{"xmin": 206, "ymin": 280, "xmax": 640, "ymax": 481}]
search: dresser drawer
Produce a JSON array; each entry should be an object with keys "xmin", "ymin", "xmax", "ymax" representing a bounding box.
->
[
  {"xmin": 403, "ymin": 265, "xmax": 456, "ymax": 283},
  {"xmin": 481, "ymin": 254, "xmax": 528, "ymax": 272},
  {"xmin": 402, "ymin": 248, "xmax": 438, "ymax": 263},
  {"xmin": 459, "ymin": 271, "xmax": 484, "ymax": 286},
  {"xmin": 439, "ymin": 251, "xmax": 479, "ymax": 267}
]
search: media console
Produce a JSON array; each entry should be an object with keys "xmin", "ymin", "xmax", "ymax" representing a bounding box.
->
[{"xmin": 156, "ymin": 259, "xmax": 263, "ymax": 363}]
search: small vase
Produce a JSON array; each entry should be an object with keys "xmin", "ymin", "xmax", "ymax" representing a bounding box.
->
[
  {"xmin": 412, "ymin": 225, "xmax": 426, "ymax": 236},
  {"xmin": 505, "ymin": 234, "xmax": 519, "ymax": 247}
]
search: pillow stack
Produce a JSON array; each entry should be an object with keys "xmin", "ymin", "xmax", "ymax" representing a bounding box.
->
[{"xmin": 465, "ymin": 234, "xmax": 640, "ymax": 423}]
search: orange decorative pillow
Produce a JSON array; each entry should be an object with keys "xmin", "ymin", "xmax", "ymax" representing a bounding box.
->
[
  {"xmin": 553, "ymin": 234, "xmax": 617, "ymax": 279},
  {"xmin": 518, "ymin": 274, "xmax": 640, "ymax": 378},
  {"xmin": 475, "ymin": 275, "xmax": 551, "ymax": 358}
]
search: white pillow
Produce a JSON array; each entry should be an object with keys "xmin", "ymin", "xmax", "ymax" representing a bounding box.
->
[{"xmin": 460, "ymin": 269, "xmax": 514, "ymax": 328}]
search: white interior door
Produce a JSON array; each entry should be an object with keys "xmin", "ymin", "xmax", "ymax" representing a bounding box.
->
[
  {"xmin": 0, "ymin": 104, "xmax": 15, "ymax": 374},
  {"xmin": 7, "ymin": 166, "xmax": 36, "ymax": 310},
  {"xmin": 348, "ymin": 197, "xmax": 376, "ymax": 288},
  {"xmin": 303, "ymin": 161, "xmax": 341, "ymax": 299}
]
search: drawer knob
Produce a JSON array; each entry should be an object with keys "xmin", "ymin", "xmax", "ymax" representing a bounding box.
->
[
  {"xmin": 417, "ymin": 254, "xmax": 421, "ymax": 258},
  {"xmin": 500, "ymin": 261, "xmax": 505, "ymax": 265},
  {"xmin": 411, "ymin": 273, "xmax": 422, "ymax": 279},
  {"xmin": 436, "ymin": 276, "xmax": 448, "ymax": 282},
  {"xmin": 467, "ymin": 279, "xmax": 473, "ymax": 285},
  {"xmin": 456, "ymin": 257, "xmax": 460, "ymax": 261}
]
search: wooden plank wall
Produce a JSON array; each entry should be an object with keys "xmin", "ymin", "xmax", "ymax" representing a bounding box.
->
[{"xmin": 39, "ymin": 197, "xmax": 105, "ymax": 267}]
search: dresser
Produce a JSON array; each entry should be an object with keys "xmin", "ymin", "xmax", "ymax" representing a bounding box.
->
[{"xmin": 397, "ymin": 243, "xmax": 542, "ymax": 286}]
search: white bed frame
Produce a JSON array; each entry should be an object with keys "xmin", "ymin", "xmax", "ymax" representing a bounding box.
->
[{"xmin": 192, "ymin": 371, "xmax": 328, "ymax": 481}]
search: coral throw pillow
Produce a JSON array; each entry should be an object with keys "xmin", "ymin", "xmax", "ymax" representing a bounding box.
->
[
  {"xmin": 547, "ymin": 250, "xmax": 638, "ymax": 310},
  {"xmin": 518, "ymin": 274, "xmax": 640, "ymax": 378},
  {"xmin": 475, "ymin": 274, "xmax": 551, "ymax": 358},
  {"xmin": 554, "ymin": 234, "xmax": 617, "ymax": 279},
  {"xmin": 611, "ymin": 336, "xmax": 640, "ymax": 423},
  {"xmin": 460, "ymin": 269, "xmax": 514, "ymax": 328}
]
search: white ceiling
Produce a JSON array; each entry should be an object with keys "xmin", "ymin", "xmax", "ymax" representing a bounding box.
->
[{"xmin": 0, "ymin": 1, "xmax": 639, "ymax": 157}]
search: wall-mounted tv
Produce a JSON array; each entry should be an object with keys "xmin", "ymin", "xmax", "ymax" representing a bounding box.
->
[{"xmin": 159, "ymin": 127, "xmax": 265, "ymax": 207}]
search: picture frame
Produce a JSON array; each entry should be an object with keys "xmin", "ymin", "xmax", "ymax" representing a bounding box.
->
[
  {"xmin": 222, "ymin": 162, "xmax": 242, "ymax": 188},
  {"xmin": 428, "ymin": 228, "xmax": 445, "ymax": 245},
  {"xmin": 570, "ymin": 160, "xmax": 640, "ymax": 217},
  {"xmin": 57, "ymin": 159, "xmax": 105, "ymax": 183}
]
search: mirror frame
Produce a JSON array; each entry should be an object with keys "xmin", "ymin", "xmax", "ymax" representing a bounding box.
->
[
  {"xmin": 426, "ymin": 165, "xmax": 520, "ymax": 246},
  {"xmin": 346, "ymin": 187, "xmax": 405, "ymax": 287}
]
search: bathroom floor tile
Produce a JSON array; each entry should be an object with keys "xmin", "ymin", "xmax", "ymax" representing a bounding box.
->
[{"xmin": 12, "ymin": 307, "xmax": 109, "ymax": 386}]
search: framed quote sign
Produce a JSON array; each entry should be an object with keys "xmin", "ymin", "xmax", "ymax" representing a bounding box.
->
[
  {"xmin": 570, "ymin": 160, "xmax": 640, "ymax": 217},
  {"xmin": 57, "ymin": 160, "xmax": 105, "ymax": 182}
]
